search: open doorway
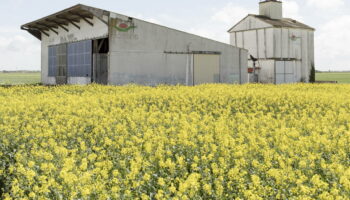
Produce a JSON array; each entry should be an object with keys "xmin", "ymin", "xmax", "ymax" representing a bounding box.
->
[{"xmin": 93, "ymin": 38, "xmax": 109, "ymax": 84}]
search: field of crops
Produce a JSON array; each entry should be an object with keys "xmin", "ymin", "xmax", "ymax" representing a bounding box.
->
[
  {"xmin": 1, "ymin": 84, "xmax": 350, "ymax": 199},
  {"xmin": 316, "ymin": 72, "xmax": 350, "ymax": 83},
  {"xmin": 0, "ymin": 72, "xmax": 41, "ymax": 85}
]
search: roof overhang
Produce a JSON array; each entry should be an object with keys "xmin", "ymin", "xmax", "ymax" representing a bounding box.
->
[
  {"xmin": 227, "ymin": 15, "xmax": 250, "ymax": 33},
  {"xmin": 228, "ymin": 14, "xmax": 315, "ymax": 33},
  {"xmin": 21, "ymin": 4, "xmax": 109, "ymax": 40}
]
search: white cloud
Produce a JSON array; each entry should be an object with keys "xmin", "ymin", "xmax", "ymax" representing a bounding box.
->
[
  {"xmin": 316, "ymin": 15, "xmax": 350, "ymax": 70},
  {"xmin": 306, "ymin": 0, "xmax": 345, "ymax": 10},
  {"xmin": 187, "ymin": 26, "xmax": 228, "ymax": 43},
  {"xmin": 0, "ymin": 28, "xmax": 40, "ymax": 71},
  {"xmin": 183, "ymin": 3, "xmax": 253, "ymax": 43},
  {"xmin": 211, "ymin": 3, "xmax": 252, "ymax": 26},
  {"xmin": 283, "ymin": 0, "xmax": 303, "ymax": 21}
]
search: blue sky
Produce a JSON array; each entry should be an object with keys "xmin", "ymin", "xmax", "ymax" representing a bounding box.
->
[{"xmin": 0, "ymin": 0, "xmax": 349, "ymax": 71}]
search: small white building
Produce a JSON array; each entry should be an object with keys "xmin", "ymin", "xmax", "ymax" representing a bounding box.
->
[
  {"xmin": 228, "ymin": 0, "xmax": 315, "ymax": 84},
  {"xmin": 21, "ymin": 4, "xmax": 248, "ymax": 86}
]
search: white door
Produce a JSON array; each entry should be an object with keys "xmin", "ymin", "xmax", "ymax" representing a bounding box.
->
[{"xmin": 275, "ymin": 61, "xmax": 285, "ymax": 84}]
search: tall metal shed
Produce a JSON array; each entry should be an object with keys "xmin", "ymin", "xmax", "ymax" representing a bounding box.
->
[
  {"xmin": 228, "ymin": 0, "xmax": 315, "ymax": 84},
  {"xmin": 21, "ymin": 4, "xmax": 248, "ymax": 86}
]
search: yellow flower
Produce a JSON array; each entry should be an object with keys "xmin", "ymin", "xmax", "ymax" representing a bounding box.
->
[
  {"xmin": 1, "ymin": 84, "xmax": 350, "ymax": 199},
  {"xmin": 158, "ymin": 178, "xmax": 166, "ymax": 186}
]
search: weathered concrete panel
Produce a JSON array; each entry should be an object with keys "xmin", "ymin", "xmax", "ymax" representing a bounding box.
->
[
  {"xmin": 296, "ymin": 61, "xmax": 302, "ymax": 82},
  {"xmin": 109, "ymin": 14, "xmax": 247, "ymax": 85},
  {"xmin": 244, "ymin": 30, "xmax": 257, "ymax": 58},
  {"xmin": 259, "ymin": 1, "xmax": 282, "ymax": 20},
  {"xmin": 266, "ymin": 28, "xmax": 274, "ymax": 58},
  {"xmin": 285, "ymin": 61, "xmax": 294, "ymax": 74},
  {"xmin": 67, "ymin": 77, "xmax": 91, "ymax": 85},
  {"xmin": 240, "ymin": 49, "xmax": 248, "ymax": 84},
  {"xmin": 274, "ymin": 29, "xmax": 282, "ymax": 58},
  {"xmin": 258, "ymin": 60, "xmax": 275, "ymax": 83},
  {"xmin": 301, "ymin": 30, "xmax": 309, "ymax": 82},
  {"xmin": 230, "ymin": 33, "xmax": 236, "ymax": 47},
  {"xmin": 289, "ymin": 29, "xmax": 302, "ymax": 59},
  {"xmin": 281, "ymin": 28, "xmax": 289, "ymax": 58},
  {"xmin": 236, "ymin": 32, "xmax": 244, "ymax": 48},
  {"xmin": 257, "ymin": 29, "xmax": 266, "ymax": 59}
]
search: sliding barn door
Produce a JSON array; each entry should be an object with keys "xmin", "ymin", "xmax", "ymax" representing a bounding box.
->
[{"xmin": 193, "ymin": 54, "xmax": 220, "ymax": 85}]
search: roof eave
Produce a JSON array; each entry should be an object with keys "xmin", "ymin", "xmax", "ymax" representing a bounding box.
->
[
  {"xmin": 21, "ymin": 4, "xmax": 109, "ymax": 41},
  {"xmin": 227, "ymin": 14, "xmax": 252, "ymax": 33}
]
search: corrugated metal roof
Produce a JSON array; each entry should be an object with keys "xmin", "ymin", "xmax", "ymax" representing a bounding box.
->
[{"xmin": 251, "ymin": 15, "xmax": 315, "ymax": 30}]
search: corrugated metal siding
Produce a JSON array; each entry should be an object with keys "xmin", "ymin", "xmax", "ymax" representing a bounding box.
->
[
  {"xmin": 67, "ymin": 40, "xmax": 92, "ymax": 77},
  {"xmin": 109, "ymin": 14, "xmax": 247, "ymax": 86}
]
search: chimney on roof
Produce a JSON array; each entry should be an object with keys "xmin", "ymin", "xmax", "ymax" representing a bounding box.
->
[{"xmin": 259, "ymin": 0, "xmax": 283, "ymax": 20}]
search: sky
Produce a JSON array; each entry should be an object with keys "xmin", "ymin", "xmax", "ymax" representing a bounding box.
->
[{"xmin": 0, "ymin": 0, "xmax": 349, "ymax": 71}]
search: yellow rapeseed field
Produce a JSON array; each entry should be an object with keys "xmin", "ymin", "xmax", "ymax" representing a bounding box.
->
[{"xmin": 1, "ymin": 84, "xmax": 350, "ymax": 199}]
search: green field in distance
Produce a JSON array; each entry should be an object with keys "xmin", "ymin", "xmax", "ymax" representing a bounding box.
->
[
  {"xmin": 0, "ymin": 72, "xmax": 349, "ymax": 85},
  {"xmin": 316, "ymin": 72, "xmax": 350, "ymax": 84},
  {"xmin": 0, "ymin": 72, "xmax": 41, "ymax": 85}
]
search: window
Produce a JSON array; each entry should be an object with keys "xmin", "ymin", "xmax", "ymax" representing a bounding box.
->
[
  {"xmin": 67, "ymin": 40, "xmax": 92, "ymax": 77},
  {"xmin": 48, "ymin": 46, "xmax": 57, "ymax": 77}
]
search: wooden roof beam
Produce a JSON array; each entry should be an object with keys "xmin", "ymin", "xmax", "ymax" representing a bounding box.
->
[
  {"xmin": 69, "ymin": 11, "xmax": 93, "ymax": 26},
  {"xmin": 56, "ymin": 16, "xmax": 81, "ymax": 29},
  {"xmin": 37, "ymin": 22, "xmax": 59, "ymax": 35},
  {"xmin": 26, "ymin": 26, "xmax": 50, "ymax": 37},
  {"xmin": 45, "ymin": 19, "xmax": 69, "ymax": 32}
]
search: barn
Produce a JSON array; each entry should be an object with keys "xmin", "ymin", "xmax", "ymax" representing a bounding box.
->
[
  {"xmin": 228, "ymin": 0, "xmax": 315, "ymax": 84},
  {"xmin": 21, "ymin": 4, "xmax": 248, "ymax": 86}
]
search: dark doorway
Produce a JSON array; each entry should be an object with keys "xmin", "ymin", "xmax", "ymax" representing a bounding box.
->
[{"xmin": 93, "ymin": 38, "xmax": 109, "ymax": 85}]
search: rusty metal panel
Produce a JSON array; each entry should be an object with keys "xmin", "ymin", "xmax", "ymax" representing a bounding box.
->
[{"xmin": 194, "ymin": 54, "xmax": 220, "ymax": 85}]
